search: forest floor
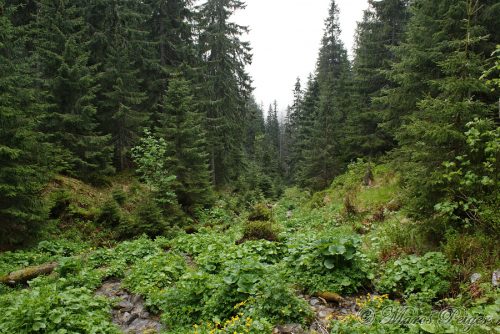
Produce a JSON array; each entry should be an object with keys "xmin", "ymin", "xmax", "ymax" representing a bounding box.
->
[{"xmin": 0, "ymin": 164, "xmax": 498, "ymax": 333}]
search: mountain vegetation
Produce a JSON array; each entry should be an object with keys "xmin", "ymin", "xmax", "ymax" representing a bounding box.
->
[{"xmin": 0, "ymin": 0, "xmax": 498, "ymax": 333}]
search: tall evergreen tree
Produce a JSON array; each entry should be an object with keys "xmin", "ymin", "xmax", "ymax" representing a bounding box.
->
[
  {"xmin": 85, "ymin": 0, "xmax": 150, "ymax": 171},
  {"xmin": 293, "ymin": 75, "xmax": 320, "ymax": 186},
  {"xmin": 302, "ymin": 0, "xmax": 352, "ymax": 189},
  {"xmin": 197, "ymin": 0, "xmax": 252, "ymax": 186},
  {"xmin": 284, "ymin": 78, "xmax": 303, "ymax": 181},
  {"xmin": 263, "ymin": 101, "xmax": 282, "ymax": 179},
  {"xmin": 99, "ymin": 45, "xmax": 149, "ymax": 171},
  {"xmin": 0, "ymin": 1, "xmax": 49, "ymax": 245},
  {"xmin": 158, "ymin": 75, "xmax": 213, "ymax": 211},
  {"xmin": 244, "ymin": 97, "xmax": 265, "ymax": 157},
  {"xmin": 266, "ymin": 102, "xmax": 281, "ymax": 153},
  {"xmin": 143, "ymin": 0, "xmax": 195, "ymax": 122},
  {"xmin": 390, "ymin": 0, "xmax": 500, "ymax": 221},
  {"xmin": 349, "ymin": 0, "xmax": 410, "ymax": 158},
  {"xmin": 34, "ymin": 0, "xmax": 113, "ymax": 181}
]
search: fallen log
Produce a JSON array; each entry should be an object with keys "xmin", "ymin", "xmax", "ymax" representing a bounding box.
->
[
  {"xmin": 0, "ymin": 262, "xmax": 58, "ymax": 285},
  {"xmin": 316, "ymin": 291, "xmax": 345, "ymax": 303}
]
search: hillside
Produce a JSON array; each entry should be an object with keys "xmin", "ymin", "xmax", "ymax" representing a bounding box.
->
[{"xmin": 1, "ymin": 163, "xmax": 498, "ymax": 333}]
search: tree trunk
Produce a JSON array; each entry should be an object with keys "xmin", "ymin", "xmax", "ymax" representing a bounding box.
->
[{"xmin": 0, "ymin": 262, "xmax": 58, "ymax": 285}]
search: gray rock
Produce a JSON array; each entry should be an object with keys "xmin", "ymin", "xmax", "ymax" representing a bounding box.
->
[
  {"xmin": 121, "ymin": 312, "xmax": 139, "ymax": 326},
  {"xmin": 117, "ymin": 300, "xmax": 134, "ymax": 312},
  {"xmin": 131, "ymin": 294, "xmax": 143, "ymax": 304},
  {"xmin": 318, "ymin": 308, "xmax": 334, "ymax": 319},
  {"xmin": 127, "ymin": 318, "xmax": 162, "ymax": 333},
  {"xmin": 131, "ymin": 304, "xmax": 144, "ymax": 316},
  {"xmin": 309, "ymin": 298, "xmax": 322, "ymax": 306},
  {"xmin": 492, "ymin": 270, "xmax": 499, "ymax": 287},
  {"xmin": 470, "ymin": 273, "xmax": 482, "ymax": 284},
  {"xmin": 274, "ymin": 324, "xmax": 305, "ymax": 334}
]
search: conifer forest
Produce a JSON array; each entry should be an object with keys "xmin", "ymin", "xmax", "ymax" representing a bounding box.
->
[{"xmin": 0, "ymin": 0, "xmax": 499, "ymax": 333}]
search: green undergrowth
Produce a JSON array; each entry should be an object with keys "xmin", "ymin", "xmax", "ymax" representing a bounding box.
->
[{"xmin": 0, "ymin": 162, "xmax": 498, "ymax": 333}]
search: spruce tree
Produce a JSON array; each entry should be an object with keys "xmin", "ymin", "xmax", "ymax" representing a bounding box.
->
[
  {"xmin": 349, "ymin": 0, "xmax": 410, "ymax": 158},
  {"xmin": 246, "ymin": 99, "xmax": 265, "ymax": 154},
  {"xmin": 34, "ymin": 0, "xmax": 113, "ymax": 181},
  {"xmin": 303, "ymin": 0, "xmax": 352, "ymax": 189},
  {"xmin": 284, "ymin": 78, "xmax": 303, "ymax": 181},
  {"xmin": 265, "ymin": 102, "xmax": 282, "ymax": 179},
  {"xmin": 143, "ymin": 0, "xmax": 195, "ymax": 121},
  {"xmin": 158, "ymin": 75, "xmax": 213, "ymax": 211},
  {"xmin": 99, "ymin": 45, "xmax": 149, "ymax": 171},
  {"xmin": 293, "ymin": 75, "xmax": 320, "ymax": 186},
  {"xmin": 0, "ymin": 1, "xmax": 49, "ymax": 245},
  {"xmin": 85, "ymin": 0, "xmax": 150, "ymax": 171},
  {"xmin": 197, "ymin": 0, "xmax": 252, "ymax": 186},
  {"xmin": 391, "ymin": 0, "xmax": 499, "ymax": 220}
]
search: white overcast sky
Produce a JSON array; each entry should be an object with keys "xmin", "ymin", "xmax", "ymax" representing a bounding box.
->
[{"xmin": 233, "ymin": 0, "xmax": 369, "ymax": 112}]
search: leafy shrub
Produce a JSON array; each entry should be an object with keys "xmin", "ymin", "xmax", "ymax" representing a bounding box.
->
[
  {"xmin": 435, "ymin": 118, "xmax": 500, "ymax": 232},
  {"xmin": 243, "ymin": 269, "xmax": 313, "ymax": 325},
  {"xmin": 131, "ymin": 130, "xmax": 178, "ymax": 211},
  {"xmin": 159, "ymin": 270, "xmax": 212, "ymax": 327},
  {"xmin": 375, "ymin": 252, "xmax": 452, "ymax": 301},
  {"xmin": 442, "ymin": 230, "xmax": 499, "ymax": 281},
  {"xmin": 240, "ymin": 220, "xmax": 280, "ymax": 243},
  {"xmin": 123, "ymin": 252, "xmax": 186, "ymax": 311},
  {"xmin": 37, "ymin": 239, "xmax": 87, "ymax": 256},
  {"xmin": 0, "ymin": 285, "xmax": 119, "ymax": 333},
  {"xmin": 111, "ymin": 188, "xmax": 127, "ymax": 205},
  {"xmin": 48, "ymin": 190, "xmax": 96, "ymax": 224},
  {"xmin": 285, "ymin": 231, "xmax": 371, "ymax": 294},
  {"xmin": 196, "ymin": 206, "xmax": 235, "ymax": 227},
  {"xmin": 125, "ymin": 198, "xmax": 168, "ymax": 238},
  {"xmin": 89, "ymin": 236, "xmax": 162, "ymax": 269},
  {"xmin": 248, "ymin": 203, "xmax": 272, "ymax": 221},
  {"xmin": 49, "ymin": 190, "xmax": 72, "ymax": 219},
  {"xmin": 160, "ymin": 261, "xmax": 311, "ymax": 332},
  {"xmin": 96, "ymin": 199, "xmax": 123, "ymax": 228},
  {"xmin": 370, "ymin": 215, "xmax": 429, "ymax": 261},
  {"xmin": 193, "ymin": 315, "xmax": 272, "ymax": 334},
  {"xmin": 343, "ymin": 192, "xmax": 358, "ymax": 216},
  {"xmin": 56, "ymin": 256, "xmax": 83, "ymax": 277},
  {"xmin": 330, "ymin": 159, "xmax": 369, "ymax": 192}
]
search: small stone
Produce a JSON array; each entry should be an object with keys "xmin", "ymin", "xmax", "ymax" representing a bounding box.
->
[
  {"xmin": 127, "ymin": 318, "xmax": 162, "ymax": 333},
  {"xmin": 309, "ymin": 298, "xmax": 322, "ymax": 306},
  {"xmin": 318, "ymin": 309, "xmax": 334, "ymax": 319},
  {"xmin": 131, "ymin": 294, "xmax": 144, "ymax": 304},
  {"xmin": 117, "ymin": 300, "xmax": 134, "ymax": 312},
  {"xmin": 120, "ymin": 312, "xmax": 139, "ymax": 326},
  {"xmin": 492, "ymin": 270, "xmax": 499, "ymax": 287},
  {"xmin": 470, "ymin": 273, "xmax": 482, "ymax": 284},
  {"xmin": 131, "ymin": 304, "xmax": 144, "ymax": 316},
  {"xmin": 274, "ymin": 324, "xmax": 304, "ymax": 334}
]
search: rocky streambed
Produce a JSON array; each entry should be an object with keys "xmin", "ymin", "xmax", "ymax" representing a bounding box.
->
[{"xmin": 96, "ymin": 280, "xmax": 163, "ymax": 334}]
